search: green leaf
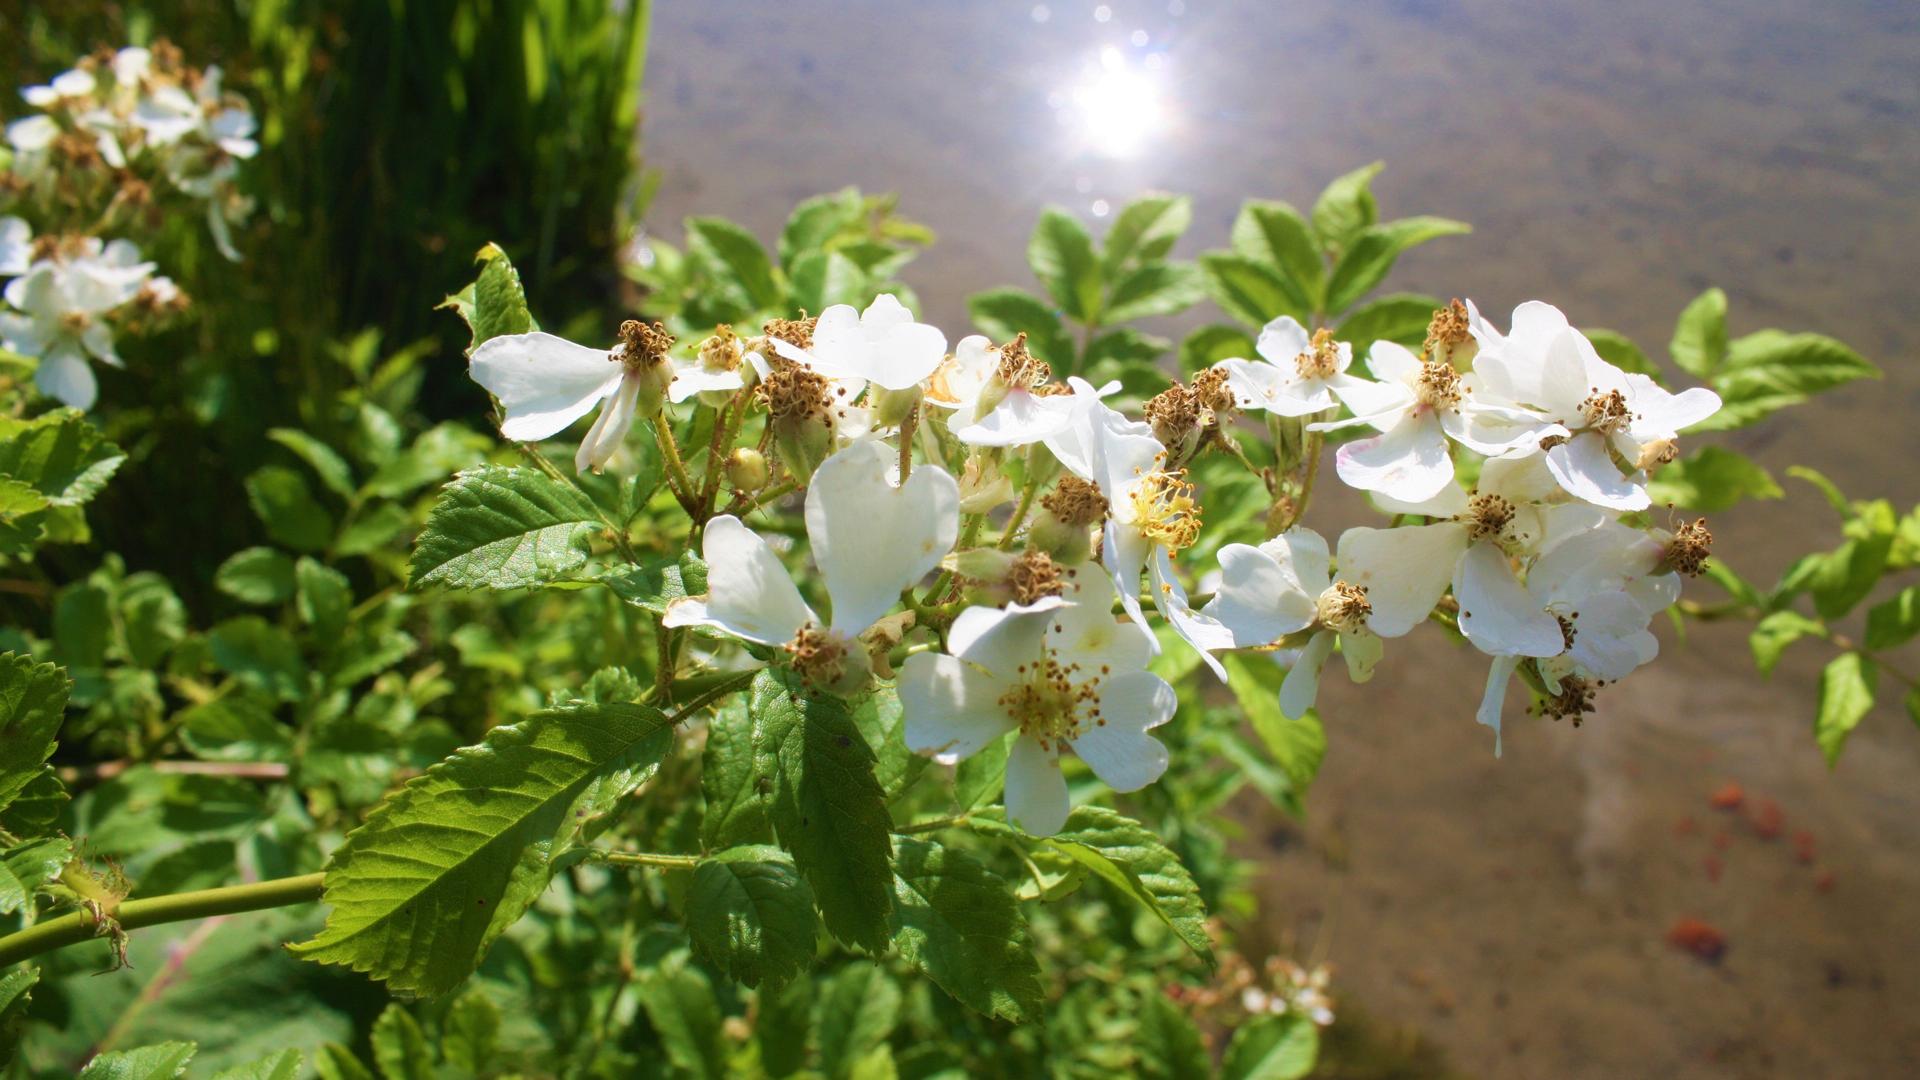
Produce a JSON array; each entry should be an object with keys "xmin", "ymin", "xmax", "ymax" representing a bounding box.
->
[
  {"xmin": 952, "ymin": 731, "xmax": 1011, "ymax": 812},
  {"xmin": 1084, "ymin": 327, "xmax": 1171, "ymax": 373},
  {"xmin": 440, "ymin": 991, "xmax": 501, "ymax": 1075},
  {"xmin": 1669, "ymin": 288, "xmax": 1728, "ymax": 379},
  {"xmin": 0, "ymin": 477, "xmax": 51, "ymax": 555},
  {"xmin": 1221, "ymin": 1014, "xmax": 1320, "ymax": 1080},
  {"xmin": 209, "ymin": 1049, "xmax": 303, "ymax": 1080},
  {"xmin": 852, "ymin": 686, "xmax": 925, "ymax": 801},
  {"xmin": 1199, "ymin": 251, "xmax": 1304, "ymax": 328},
  {"xmin": 688, "ymin": 216, "xmax": 782, "ymax": 312},
  {"xmin": 1104, "ymin": 193, "xmax": 1192, "ymax": 273},
  {"xmin": 1816, "ymin": 652, "xmax": 1876, "ymax": 766},
  {"xmin": 216, "ymin": 547, "xmax": 297, "ymax": 605},
  {"xmin": 1864, "ymin": 586, "xmax": 1920, "ymax": 651},
  {"xmin": 180, "ymin": 697, "xmax": 294, "ymax": 762},
  {"xmin": 78, "ymin": 1042, "xmax": 197, "ymax": 1080},
  {"xmin": 638, "ymin": 962, "xmax": 727, "ymax": 1080},
  {"xmin": 788, "ymin": 250, "xmax": 869, "ymax": 315},
  {"xmin": 1310, "ymin": 162, "xmax": 1383, "ymax": 257},
  {"xmin": 1103, "ymin": 261, "xmax": 1206, "ymax": 323},
  {"xmin": 780, "ymin": 188, "xmax": 864, "ymax": 270},
  {"xmin": 814, "ymin": 963, "xmax": 901, "ymax": 1080},
  {"xmin": 246, "ymin": 466, "xmax": 334, "ymax": 553},
  {"xmin": 208, "ymin": 617, "xmax": 307, "ymax": 701},
  {"xmin": 1645, "ymin": 446, "xmax": 1783, "ymax": 512},
  {"xmin": 0, "ymin": 653, "xmax": 67, "ymax": 817},
  {"xmin": 1749, "ymin": 610, "xmax": 1823, "ymax": 676},
  {"xmin": 1808, "ymin": 536, "xmax": 1892, "ymax": 620},
  {"xmin": 701, "ymin": 695, "xmax": 773, "ymax": 849},
  {"xmin": 1134, "ymin": 992, "xmax": 1210, "ymax": 1079},
  {"xmin": 889, "ymin": 836, "xmax": 1044, "ymax": 1023},
  {"xmin": 1222, "ymin": 653, "xmax": 1326, "ymax": 804},
  {"xmin": 450, "ymin": 244, "xmax": 535, "ymax": 353},
  {"xmin": 0, "ymin": 410, "xmax": 125, "ymax": 506},
  {"xmin": 268, "ymin": 429, "xmax": 356, "ymax": 500},
  {"xmin": 410, "ymin": 466, "xmax": 603, "ymax": 590},
  {"xmin": 1323, "ymin": 216, "xmax": 1470, "ymax": 314},
  {"xmin": 1336, "ymin": 293, "xmax": 1443, "ymax": 351},
  {"xmin": 966, "ymin": 287, "xmax": 1073, "ymax": 372},
  {"xmin": 296, "ymin": 558, "xmax": 352, "ymax": 643},
  {"xmin": 1028, "ymin": 207, "xmax": 1103, "ymax": 323},
  {"xmin": 1698, "ymin": 330, "xmax": 1879, "ymax": 431},
  {"xmin": 1584, "ymin": 328, "xmax": 1659, "ymax": 377},
  {"xmin": 369, "ymin": 1006, "xmax": 431, "ymax": 1080},
  {"xmin": 313, "ymin": 1045, "xmax": 374, "ymax": 1080},
  {"xmin": 0, "ymin": 836, "xmax": 70, "ymax": 915},
  {"xmin": 0, "ymin": 768, "xmax": 68, "ymax": 837},
  {"xmin": 1178, "ymin": 325, "xmax": 1257, "ymax": 376},
  {"xmin": 747, "ymin": 671, "xmax": 894, "ymax": 951},
  {"xmin": 291, "ymin": 701, "xmax": 677, "ymax": 995},
  {"xmin": 687, "ymin": 845, "xmax": 818, "ymax": 988},
  {"xmin": 1229, "ymin": 199, "xmax": 1323, "ymax": 313},
  {"xmin": 604, "ymin": 551, "xmax": 709, "ymax": 616},
  {"xmin": 1, "ymin": 968, "xmax": 38, "ymax": 1068}
]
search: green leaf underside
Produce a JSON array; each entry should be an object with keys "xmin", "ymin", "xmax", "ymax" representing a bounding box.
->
[
  {"xmin": 889, "ymin": 836, "xmax": 1045, "ymax": 1023},
  {"xmin": 291, "ymin": 701, "xmax": 675, "ymax": 995},
  {"xmin": 410, "ymin": 466, "xmax": 603, "ymax": 590}
]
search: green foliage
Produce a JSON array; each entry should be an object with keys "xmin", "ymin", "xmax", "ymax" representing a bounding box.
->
[
  {"xmin": 889, "ymin": 836, "xmax": 1045, "ymax": 1023},
  {"xmin": 1646, "ymin": 446, "xmax": 1783, "ymax": 512},
  {"xmin": 1221, "ymin": 1015, "xmax": 1320, "ymax": 1080},
  {"xmin": 78, "ymin": 1042, "xmax": 198, "ymax": 1080},
  {"xmin": 687, "ymin": 845, "xmax": 819, "ymax": 988},
  {"xmin": 409, "ymin": 466, "xmax": 605, "ymax": 590}
]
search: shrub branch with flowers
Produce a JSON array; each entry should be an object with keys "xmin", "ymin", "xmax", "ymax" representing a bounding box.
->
[{"xmin": 1, "ymin": 37, "xmax": 1912, "ymax": 1072}]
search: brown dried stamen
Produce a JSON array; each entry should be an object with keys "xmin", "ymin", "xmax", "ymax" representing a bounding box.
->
[
  {"xmin": 616, "ymin": 319, "xmax": 674, "ymax": 369},
  {"xmin": 1556, "ymin": 614, "xmax": 1578, "ymax": 651},
  {"xmin": 1190, "ymin": 365, "xmax": 1235, "ymax": 415},
  {"xmin": 1007, "ymin": 550, "xmax": 1068, "ymax": 605},
  {"xmin": 1538, "ymin": 674, "xmax": 1599, "ymax": 725},
  {"xmin": 762, "ymin": 314, "xmax": 818, "ymax": 352},
  {"xmin": 1415, "ymin": 360, "xmax": 1463, "ymax": 410},
  {"xmin": 1423, "ymin": 299, "xmax": 1472, "ymax": 364},
  {"xmin": 1464, "ymin": 492, "xmax": 1516, "ymax": 542},
  {"xmin": 762, "ymin": 362, "xmax": 832, "ymax": 424},
  {"xmin": 995, "ymin": 332, "xmax": 1051, "ymax": 388},
  {"xmin": 1579, "ymin": 388, "xmax": 1633, "ymax": 434},
  {"xmin": 1146, "ymin": 381, "xmax": 1199, "ymax": 433},
  {"xmin": 1043, "ymin": 476, "xmax": 1109, "ymax": 528},
  {"xmin": 1662, "ymin": 518, "xmax": 1713, "ymax": 577},
  {"xmin": 1294, "ymin": 328, "xmax": 1342, "ymax": 381},
  {"xmin": 1315, "ymin": 581, "xmax": 1371, "ymax": 635},
  {"xmin": 784, "ymin": 623, "xmax": 848, "ymax": 687},
  {"xmin": 697, "ymin": 324, "xmax": 743, "ymax": 371}
]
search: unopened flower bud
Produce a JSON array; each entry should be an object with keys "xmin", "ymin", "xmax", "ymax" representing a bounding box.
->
[{"xmin": 726, "ymin": 447, "xmax": 770, "ymax": 492}]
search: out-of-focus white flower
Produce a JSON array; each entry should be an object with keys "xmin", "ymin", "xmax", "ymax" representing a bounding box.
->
[
  {"xmin": 0, "ymin": 238, "xmax": 154, "ymax": 409},
  {"xmin": 0, "ymin": 217, "xmax": 31, "ymax": 278},
  {"xmin": 1468, "ymin": 301, "xmax": 1720, "ymax": 511},
  {"xmin": 900, "ymin": 569, "xmax": 1173, "ymax": 835},
  {"xmin": 1213, "ymin": 316, "xmax": 1367, "ymax": 417},
  {"xmin": 21, "ymin": 68, "xmax": 97, "ymax": 108},
  {"xmin": 1311, "ymin": 339, "xmax": 1563, "ymax": 503}
]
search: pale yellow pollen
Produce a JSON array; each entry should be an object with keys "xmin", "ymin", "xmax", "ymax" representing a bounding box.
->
[
  {"xmin": 999, "ymin": 653, "xmax": 1109, "ymax": 752},
  {"xmin": 1294, "ymin": 328, "xmax": 1341, "ymax": 381},
  {"xmin": 1415, "ymin": 360, "xmax": 1463, "ymax": 410},
  {"xmin": 1128, "ymin": 470, "xmax": 1202, "ymax": 552}
]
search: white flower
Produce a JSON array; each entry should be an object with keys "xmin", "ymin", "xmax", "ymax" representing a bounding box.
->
[
  {"xmin": 900, "ymin": 568, "xmax": 1174, "ymax": 835},
  {"xmin": 1213, "ymin": 316, "xmax": 1367, "ymax": 417},
  {"xmin": 1468, "ymin": 301, "xmax": 1721, "ymax": 511},
  {"xmin": 1311, "ymin": 340, "xmax": 1564, "ymax": 503},
  {"xmin": 664, "ymin": 441, "xmax": 959, "ymax": 689},
  {"xmin": 0, "ymin": 217, "xmax": 30, "ymax": 278},
  {"xmin": 21, "ymin": 68, "xmax": 96, "ymax": 108},
  {"xmin": 469, "ymin": 325, "xmax": 682, "ymax": 472},
  {"xmin": 1204, "ymin": 525, "xmax": 1445, "ymax": 718},
  {"xmin": 769, "ymin": 294, "xmax": 945, "ymax": 392},
  {"xmin": 668, "ymin": 326, "xmax": 756, "ymax": 405},
  {"xmin": 0, "ymin": 239, "xmax": 154, "ymax": 410},
  {"xmin": 1060, "ymin": 398, "xmax": 1234, "ymax": 678}
]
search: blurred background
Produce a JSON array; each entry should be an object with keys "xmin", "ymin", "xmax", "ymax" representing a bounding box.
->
[{"xmin": 5, "ymin": 1, "xmax": 1917, "ymax": 1076}]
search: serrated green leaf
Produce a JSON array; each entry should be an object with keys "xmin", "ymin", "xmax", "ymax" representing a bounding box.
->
[
  {"xmin": 701, "ymin": 695, "xmax": 774, "ymax": 849},
  {"xmin": 291, "ymin": 701, "xmax": 677, "ymax": 995},
  {"xmin": 452, "ymin": 244, "xmax": 534, "ymax": 353},
  {"xmin": 1028, "ymin": 207, "xmax": 1102, "ymax": 323},
  {"xmin": 1864, "ymin": 586, "xmax": 1920, "ymax": 651},
  {"xmin": 312, "ymin": 1044, "xmax": 374, "ymax": 1080},
  {"xmin": 179, "ymin": 696, "xmax": 293, "ymax": 762},
  {"xmin": 246, "ymin": 466, "xmax": 334, "ymax": 553},
  {"xmin": 0, "ymin": 836, "xmax": 70, "ymax": 916},
  {"xmin": 370, "ymin": 1006, "xmax": 431, "ymax": 1080},
  {"xmin": 78, "ymin": 1042, "xmax": 197, "ymax": 1080},
  {"xmin": 0, "ymin": 477, "xmax": 51, "ymax": 555},
  {"xmin": 1102, "ymin": 261, "xmax": 1206, "ymax": 323},
  {"xmin": 789, "ymin": 250, "xmax": 869, "ymax": 315},
  {"xmin": 296, "ymin": 558, "xmax": 352, "ymax": 643},
  {"xmin": 1199, "ymin": 251, "xmax": 1305, "ymax": 328},
  {"xmin": 1816, "ymin": 652, "xmax": 1876, "ymax": 765},
  {"xmin": 1229, "ymin": 199, "xmax": 1322, "ymax": 311},
  {"xmin": 952, "ymin": 731, "xmax": 1011, "ymax": 812},
  {"xmin": 688, "ymin": 845, "xmax": 818, "ymax": 988},
  {"xmin": 1584, "ymin": 328, "xmax": 1658, "ymax": 376},
  {"xmin": 1336, "ymin": 293, "xmax": 1443, "ymax": 351},
  {"xmin": 966, "ymin": 287, "xmax": 1073, "ymax": 372},
  {"xmin": 602, "ymin": 551, "xmax": 709, "ymax": 616},
  {"xmin": 441, "ymin": 991, "xmax": 501, "ymax": 1075},
  {"xmin": 1104, "ymin": 192, "xmax": 1192, "ymax": 274},
  {"xmin": 1646, "ymin": 446, "xmax": 1783, "ymax": 512},
  {"xmin": 1177, "ymin": 324, "xmax": 1256, "ymax": 375},
  {"xmin": 0, "ymin": 653, "xmax": 67, "ymax": 817},
  {"xmin": 268, "ymin": 429, "xmax": 356, "ymax": 500},
  {"xmin": 1323, "ymin": 216, "xmax": 1470, "ymax": 314},
  {"xmin": 815, "ymin": 963, "xmax": 900, "ymax": 1080},
  {"xmin": 1697, "ymin": 330, "xmax": 1879, "ymax": 431},
  {"xmin": 853, "ymin": 687, "xmax": 924, "ymax": 801},
  {"xmin": 410, "ymin": 466, "xmax": 603, "ymax": 590},
  {"xmin": 1134, "ymin": 992, "xmax": 1210, "ymax": 1079},
  {"xmin": 748, "ymin": 671, "xmax": 894, "ymax": 951},
  {"xmin": 0, "ymin": 767, "xmax": 67, "ymax": 837},
  {"xmin": 209, "ymin": 1048, "xmax": 303, "ymax": 1080},
  {"xmin": 1749, "ymin": 610, "xmax": 1823, "ymax": 676},
  {"xmin": 0, "ymin": 410, "xmax": 125, "ymax": 506},
  {"xmin": 781, "ymin": 188, "xmax": 865, "ymax": 270},
  {"xmin": 1221, "ymin": 1014, "xmax": 1319, "ymax": 1080},
  {"xmin": 688, "ymin": 216, "xmax": 782, "ymax": 312},
  {"xmin": 216, "ymin": 548, "xmax": 296, "ymax": 605},
  {"xmin": 1808, "ymin": 535, "xmax": 1891, "ymax": 619},
  {"xmin": 1310, "ymin": 162, "xmax": 1383, "ymax": 257},
  {"xmin": 1083, "ymin": 326, "xmax": 1171, "ymax": 373},
  {"xmin": 1, "ymin": 967, "xmax": 38, "ymax": 1069},
  {"xmin": 889, "ymin": 836, "xmax": 1043, "ymax": 1023},
  {"xmin": 639, "ymin": 962, "xmax": 727, "ymax": 1080},
  {"xmin": 1669, "ymin": 288, "xmax": 1728, "ymax": 379}
]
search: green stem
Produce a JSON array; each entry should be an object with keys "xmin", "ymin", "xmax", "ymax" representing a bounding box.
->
[
  {"xmin": 895, "ymin": 815, "xmax": 970, "ymax": 835},
  {"xmin": 0, "ymin": 873, "xmax": 326, "ymax": 969},
  {"xmin": 653, "ymin": 416, "xmax": 697, "ymax": 512},
  {"xmin": 594, "ymin": 851, "xmax": 700, "ymax": 870},
  {"xmin": 996, "ymin": 478, "xmax": 1040, "ymax": 551}
]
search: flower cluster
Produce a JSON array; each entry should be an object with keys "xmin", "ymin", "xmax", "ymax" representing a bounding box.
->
[
  {"xmin": 471, "ymin": 292, "xmax": 1720, "ymax": 834},
  {"xmin": 1, "ymin": 44, "xmax": 254, "ymax": 409}
]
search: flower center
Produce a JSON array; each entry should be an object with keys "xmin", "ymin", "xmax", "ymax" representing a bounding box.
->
[
  {"xmin": 1315, "ymin": 580, "xmax": 1371, "ymax": 634},
  {"xmin": 762, "ymin": 360, "xmax": 832, "ymax": 424},
  {"xmin": 1463, "ymin": 492, "xmax": 1516, "ymax": 542},
  {"xmin": 999, "ymin": 653, "xmax": 1104, "ymax": 752},
  {"xmin": 1661, "ymin": 517, "xmax": 1713, "ymax": 577},
  {"xmin": 1415, "ymin": 360, "xmax": 1462, "ymax": 410},
  {"xmin": 697, "ymin": 324, "xmax": 743, "ymax": 372},
  {"xmin": 1043, "ymin": 475, "xmax": 1109, "ymax": 529},
  {"xmin": 615, "ymin": 319, "xmax": 674, "ymax": 371},
  {"xmin": 1537, "ymin": 673, "xmax": 1599, "ymax": 725},
  {"xmin": 1293, "ymin": 328, "xmax": 1341, "ymax": 381},
  {"xmin": 1578, "ymin": 388, "xmax": 1632, "ymax": 434},
  {"xmin": 994, "ymin": 332, "xmax": 1051, "ymax": 389},
  {"xmin": 1127, "ymin": 470, "xmax": 1202, "ymax": 552},
  {"xmin": 1007, "ymin": 549, "xmax": 1068, "ymax": 605},
  {"xmin": 762, "ymin": 314, "xmax": 818, "ymax": 352},
  {"xmin": 784, "ymin": 622, "xmax": 861, "ymax": 691},
  {"xmin": 1557, "ymin": 613, "xmax": 1578, "ymax": 651},
  {"xmin": 59, "ymin": 311, "xmax": 91, "ymax": 334},
  {"xmin": 1190, "ymin": 366, "xmax": 1236, "ymax": 414},
  {"xmin": 1423, "ymin": 299, "xmax": 1473, "ymax": 366}
]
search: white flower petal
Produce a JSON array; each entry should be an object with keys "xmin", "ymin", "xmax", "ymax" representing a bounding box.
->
[
  {"xmin": 900, "ymin": 653, "xmax": 1015, "ymax": 765},
  {"xmin": 1566, "ymin": 592, "xmax": 1658, "ymax": 681},
  {"xmin": 1335, "ymin": 523, "xmax": 1467, "ymax": 638},
  {"xmin": 806, "ymin": 440, "xmax": 960, "ymax": 635},
  {"xmin": 1073, "ymin": 670, "xmax": 1174, "ymax": 792},
  {"xmin": 1101, "ymin": 518, "xmax": 1154, "ymax": 635},
  {"xmin": 1476, "ymin": 655, "xmax": 1521, "ymax": 758},
  {"xmin": 0, "ymin": 216, "xmax": 30, "ymax": 277},
  {"xmin": 662, "ymin": 515, "xmax": 815, "ymax": 646},
  {"xmin": 947, "ymin": 596, "xmax": 1069, "ymax": 677},
  {"xmin": 1453, "ymin": 542, "xmax": 1564, "ymax": 658},
  {"xmin": 1365, "ymin": 340, "xmax": 1422, "ymax": 383},
  {"xmin": 1050, "ymin": 569, "xmax": 1156, "ymax": 675},
  {"xmin": 575, "ymin": 372, "xmax": 641, "ymax": 472},
  {"xmin": 469, "ymin": 332, "xmax": 625, "ymax": 442},
  {"xmin": 35, "ymin": 347, "xmax": 97, "ymax": 410},
  {"xmin": 1203, "ymin": 542, "xmax": 1317, "ymax": 647},
  {"xmin": 1253, "ymin": 315, "xmax": 1312, "ymax": 365},
  {"xmin": 1340, "ymin": 629, "xmax": 1383, "ymax": 683},
  {"xmin": 667, "ymin": 361, "xmax": 744, "ymax": 403},
  {"xmin": 1527, "ymin": 519, "xmax": 1663, "ymax": 607},
  {"xmin": 1280, "ymin": 630, "xmax": 1336, "ymax": 719},
  {"xmin": 1544, "ymin": 434, "xmax": 1648, "ymax": 511},
  {"xmin": 1333, "ymin": 413, "xmax": 1455, "ymax": 502},
  {"xmin": 1149, "ymin": 546, "xmax": 1231, "ymax": 680},
  {"xmin": 1629, "ymin": 380, "xmax": 1721, "ymax": 436},
  {"xmin": 1005, "ymin": 735, "xmax": 1072, "ymax": 836},
  {"xmin": 954, "ymin": 388, "xmax": 1075, "ymax": 447}
]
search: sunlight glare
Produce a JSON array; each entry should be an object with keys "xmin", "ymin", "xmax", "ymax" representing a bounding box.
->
[{"xmin": 1065, "ymin": 47, "xmax": 1168, "ymax": 159}]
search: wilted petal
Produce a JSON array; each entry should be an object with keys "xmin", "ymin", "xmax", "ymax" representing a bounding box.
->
[
  {"xmin": 662, "ymin": 514, "xmax": 815, "ymax": 646},
  {"xmin": 469, "ymin": 332, "xmax": 624, "ymax": 442},
  {"xmin": 1340, "ymin": 629, "xmax": 1384, "ymax": 683},
  {"xmin": 1005, "ymin": 735, "xmax": 1071, "ymax": 836},
  {"xmin": 1476, "ymin": 655, "xmax": 1522, "ymax": 757},
  {"xmin": 807, "ymin": 440, "xmax": 960, "ymax": 635},
  {"xmin": 1073, "ymin": 670, "xmax": 1175, "ymax": 792}
]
